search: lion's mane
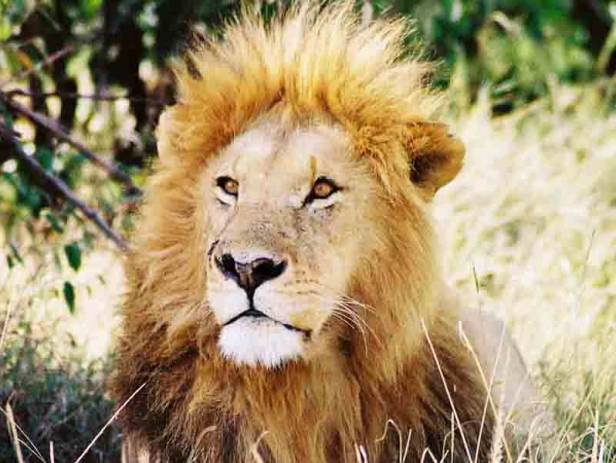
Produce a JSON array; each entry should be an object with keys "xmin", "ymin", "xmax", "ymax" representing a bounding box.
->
[{"xmin": 110, "ymin": 2, "xmax": 492, "ymax": 461}]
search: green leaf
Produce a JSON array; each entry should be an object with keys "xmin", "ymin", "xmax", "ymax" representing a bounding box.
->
[
  {"xmin": 44, "ymin": 212, "xmax": 64, "ymax": 233},
  {"xmin": 0, "ymin": 17, "xmax": 11, "ymax": 41},
  {"xmin": 63, "ymin": 281, "xmax": 76, "ymax": 314},
  {"xmin": 12, "ymin": 0, "xmax": 25, "ymax": 17},
  {"xmin": 35, "ymin": 148, "xmax": 53, "ymax": 172},
  {"xmin": 471, "ymin": 264, "xmax": 480, "ymax": 295},
  {"xmin": 64, "ymin": 242, "xmax": 81, "ymax": 271},
  {"xmin": 79, "ymin": 0, "xmax": 103, "ymax": 20},
  {"xmin": 8, "ymin": 242, "xmax": 23, "ymax": 265}
]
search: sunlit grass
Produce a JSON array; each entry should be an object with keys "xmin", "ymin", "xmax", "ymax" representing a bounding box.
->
[{"xmin": 435, "ymin": 82, "xmax": 616, "ymax": 461}]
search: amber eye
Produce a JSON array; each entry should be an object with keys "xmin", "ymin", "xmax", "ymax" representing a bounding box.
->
[
  {"xmin": 308, "ymin": 177, "xmax": 340, "ymax": 201},
  {"xmin": 216, "ymin": 176, "xmax": 239, "ymax": 196}
]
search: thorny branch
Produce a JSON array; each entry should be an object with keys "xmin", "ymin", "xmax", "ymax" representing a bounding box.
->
[
  {"xmin": 4, "ymin": 88, "xmax": 167, "ymax": 106},
  {"xmin": 0, "ymin": 123, "xmax": 129, "ymax": 252},
  {"xmin": 0, "ymin": 90, "xmax": 140, "ymax": 193}
]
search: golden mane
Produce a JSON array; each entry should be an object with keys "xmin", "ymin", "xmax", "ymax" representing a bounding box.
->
[
  {"xmin": 110, "ymin": 2, "xmax": 491, "ymax": 462},
  {"xmin": 158, "ymin": 1, "xmax": 445, "ymax": 189}
]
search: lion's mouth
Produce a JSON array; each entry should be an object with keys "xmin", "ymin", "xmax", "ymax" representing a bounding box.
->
[{"xmin": 223, "ymin": 308, "xmax": 311, "ymax": 336}]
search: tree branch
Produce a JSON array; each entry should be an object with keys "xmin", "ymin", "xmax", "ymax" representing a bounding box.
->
[
  {"xmin": 0, "ymin": 122, "xmax": 129, "ymax": 252},
  {"xmin": 0, "ymin": 90, "xmax": 140, "ymax": 194},
  {"xmin": 0, "ymin": 46, "xmax": 75, "ymax": 89},
  {"xmin": 4, "ymin": 88, "xmax": 166, "ymax": 106}
]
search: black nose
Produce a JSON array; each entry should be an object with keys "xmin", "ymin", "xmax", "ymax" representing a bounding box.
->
[{"xmin": 215, "ymin": 253, "xmax": 287, "ymax": 295}]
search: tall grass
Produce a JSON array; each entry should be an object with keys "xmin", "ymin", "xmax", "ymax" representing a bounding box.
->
[{"xmin": 435, "ymin": 81, "xmax": 616, "ymax": 461}]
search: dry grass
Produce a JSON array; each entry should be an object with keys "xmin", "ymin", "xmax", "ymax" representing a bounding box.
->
[
  {"xmin": 1, "ymin": 82, "xmax": 614, "ymax": 461},
  {"xmin": 435, "ymin": 82, "xmax": 616, "ymax": 461}
]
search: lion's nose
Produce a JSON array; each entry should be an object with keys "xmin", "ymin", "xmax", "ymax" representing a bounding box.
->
[{"xmin": 215, "ymin": 253, "xmax": 287, "ymax": 295}]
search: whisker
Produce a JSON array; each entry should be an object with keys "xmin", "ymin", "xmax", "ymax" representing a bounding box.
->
[
  {"xmin": 335, "ymin": 303, "xmax": 383, "ymax": 347},
  {"xmin": 268, "ymin": 284, "xmax": 382, "ymax": 353},
  {"xmin": 315, "ymin": 283, "xmax": 378, "ymax": 314},
  {"xmin": 332, "ymin": 306, "xmax": 380, "ymax": 347},
  {"xmin": 314, "ymin": 293, "xmax": 371, "ymax": 354},
  {"xmin": 331, "ymin": 310, "xmax": 369, "ymax": 355},
  {"xmin": 337, "ymin": 294, "xmax": 377, "ymax": 314},
  {"xmin": 314, "ymin": 292, "xmax": 382, "ymax": 350}
]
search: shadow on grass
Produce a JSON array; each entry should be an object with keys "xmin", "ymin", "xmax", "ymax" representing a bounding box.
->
[{"xmin": 1, "ymin": 322, "xmax": 120, "ymax": 462}]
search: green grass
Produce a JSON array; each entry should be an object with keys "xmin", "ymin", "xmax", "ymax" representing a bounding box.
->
[{"xmin": 1, "ymin": 82, "xmax": 614, "ymax": 462}]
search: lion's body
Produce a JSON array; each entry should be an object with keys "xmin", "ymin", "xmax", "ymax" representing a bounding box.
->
[{"xmin": 111, "ymin": 3, "xmax": 551, "ymax": 462}]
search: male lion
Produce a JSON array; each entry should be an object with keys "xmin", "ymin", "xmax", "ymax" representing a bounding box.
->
[{"xmin": 111, "ymin": 2, "xmax": 553, "ymax": 462}]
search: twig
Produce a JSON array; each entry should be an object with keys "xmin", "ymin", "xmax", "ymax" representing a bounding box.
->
[
  {"xmin": 6, "ymin": 403, "xmax": 26, "ymax": 463},
  {"xmin": 0, "ymin": 123, "xmax": 129, "ymax": 251},
  {"xmin": 74, "ymin": 382, "xmax": 147, "ymax": 463},
  {"xmin": 0, "ymin": 291, "xmax": 14, "ymax": 353},
  {"xmin": 0, "ymin": 45, "xmax": 74, "ymax": 89},
  {"xmin": 0, "ymin": 90, "xmax": 139, "ymax": 193},
  {"xmin": 5, "ymin": 88, "xmax": 167, "ymax": 106},
  {"xmin": 3, "ymin": 403, "xmax": 47, "ymax": 463}
]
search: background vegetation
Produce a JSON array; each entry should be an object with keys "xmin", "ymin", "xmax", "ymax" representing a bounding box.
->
[{"xmin": 0, "ymin": 0, "xmax": 614, "ymax": 461}]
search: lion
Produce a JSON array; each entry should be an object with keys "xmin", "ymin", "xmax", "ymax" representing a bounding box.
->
[{"xmin": 110, "ymin": 2, "xmax": 554, "ymax": 462}]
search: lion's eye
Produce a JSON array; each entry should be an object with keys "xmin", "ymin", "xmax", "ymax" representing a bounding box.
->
[
  {"xmin": 307, "ymin": 177, "xmax": 340, "ymax": 202},
  {"xmin": 216, "ymin": 176, "xmax": 239, "ymax": 197}
]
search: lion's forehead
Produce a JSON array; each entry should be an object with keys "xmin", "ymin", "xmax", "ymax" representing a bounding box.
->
[{"xmin": 216, "ymin": 117, "xmax": 353, "ymax": 199}]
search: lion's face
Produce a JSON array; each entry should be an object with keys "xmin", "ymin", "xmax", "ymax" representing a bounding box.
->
[{"xmin": 204, "ymin": 114, "xmax": 378, "ymax": 367}]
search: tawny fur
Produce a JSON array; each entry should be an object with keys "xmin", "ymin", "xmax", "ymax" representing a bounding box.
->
[{"xmin": 110, "ymin": 2, "xmax": 497, "ymax": 462}]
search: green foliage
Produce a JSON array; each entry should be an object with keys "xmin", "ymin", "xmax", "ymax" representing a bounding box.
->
[
  {"xmin": 373, "ymin": 0, "xmax": 604, "ymax": 109},
  {"xmin": 0, "ymin": 105, "xmax": 92, "ymax": 255}
]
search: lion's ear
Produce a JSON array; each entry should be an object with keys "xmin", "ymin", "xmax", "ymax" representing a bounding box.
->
[{"xmin": 405, "ymin": 121, "xmax": 465, "ymax": 198}]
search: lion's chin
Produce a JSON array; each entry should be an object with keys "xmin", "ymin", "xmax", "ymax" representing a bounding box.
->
[{"xmin": 218, "ymin": 317, "xmax": 304, "ymax": 368}]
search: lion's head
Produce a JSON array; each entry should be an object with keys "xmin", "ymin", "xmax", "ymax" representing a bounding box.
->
[
  {"xmin": 126, "ymin": 1, "xmax": 464, "ymax": 372},
  {"xmin": 200, "ymin": 98, "xmax": 466, "ymax": 368}
]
